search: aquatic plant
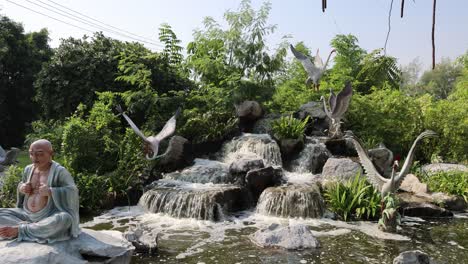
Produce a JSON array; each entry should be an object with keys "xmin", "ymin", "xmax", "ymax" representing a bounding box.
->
[{"xmin": 324, "ymin": 173, "xmax": 381, "ymax": 221}]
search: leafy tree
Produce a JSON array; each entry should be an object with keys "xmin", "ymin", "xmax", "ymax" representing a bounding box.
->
[
  {"xmin": 268, "ymin": 42, "xmax": 318, "ymax": 113},
  {"xmin": 186, "ymin": 0, "xmax": 286, "ymax": 103},
  {"xmin": 327, "ymin": 34, "xmax": 366, "ymax": 88},
  {"xmin": 327, "ymin": 34, "xmax": 401, "ymax": 94},
  {"xmin": 159, "ymin": 23, "xmax": 183, "ymax": 66},
  {"xmin": 0, "ymin": 15, "xmax": 52, "ymax": 147},
  {"xmin": 419, "ymin": 58, "xmax": 463, "ymax": 99},
  {"xmin": 34, "ymin": 32, "xmax": 127, "ymax": 120},
  {"xmin": 355, "ymin": 49, "xmax": 401, "ymax": 93}
]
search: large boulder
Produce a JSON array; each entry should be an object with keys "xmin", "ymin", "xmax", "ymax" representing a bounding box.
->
[
  {"xmin": 398, "ymin": 192, "xmax": 467, "ymax": 212},
  {"xmin": 0, "ymin": 229, "xmax": 134, "ymax": 264},
  {"xmin": 368, "ymin": 143, "xmax": 393, "ymax": 177},
  {"xmin": 250, "ymin": 223, "xmax": 319, "ymax": 250},
  {"xmin": 393, "ymin": 250, "xmax": 433, "ymax": 264},
  {"xmin": 325, "ymin": 138, "xmax": 357, "ymax": 156},
  {"xmin": 295, "ymin": 101, "xmax": 328, "ymax": 136},
  {"xmin": 400, "ymin": 202, "xmax": 453, "ymax": 218},
  {"xmin": 278, "ymin": 138, "xmax": 304, "ymax": 158},
  {"xmin": 245, "ymin": 166, "xmax": 284, "ymax": 199},
  {"xmin": 229, "ymin": 158, "xmax": 265, "ymax": 175},
  {"xmin": 421, "ymin": 163, "xmax": 468, "ymax": 175},
  {"xmin": 399, "ymin": 174, "xmax": 428, "ymax": 195},
  {"xmin": 321, "ymin": 158, "xmax": 362, "ymax": 183},
  {"xmin": 256, "ymin": 184, "xmax": 325, "ymax": 218},
  {"xmin": 235, "ymin": 101, "xmax": 264, "ymax": 132}
]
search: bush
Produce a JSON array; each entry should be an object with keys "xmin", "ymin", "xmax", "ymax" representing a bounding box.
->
[
  {"xmin": 74, "ymin": 172, "xmax": 109, "ymax": 213},
  {"xmin": 0, "ymin": 165, "xmax": 23, "ymax": 208},
  {"xmin": 271, "ymin": 115, "xmax": 310, "ymax": 140},
  {"xmin": 24, "ymin": 119, "xmax": 64, "ymax": 153},
  {"xmin": 347, "ymin": 88, "xmax": 425, "ymax": 155},
  {"xmin": 421, "ymin": 171, "xmax": 468, "ymax": 202},
  {"xmin": 62, "ymin": 93, "xmax": 122, "ymax": 174},
  {"xmin": 324, "ymin": 174, "xmax": 381, "ymax": 221},
  {"xmin": 422, "ymin": 79, "xmax": 468, "ymax": 162}
]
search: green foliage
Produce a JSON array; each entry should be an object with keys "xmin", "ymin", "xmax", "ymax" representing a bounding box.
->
[
  {"xmin": 74, "ymin": 172, "xmax": 109, "ymax": 213},
  {"xmin": 347, "ymin": 88, "xmax": 425, "ymax": 156},
  {"xmin": 179, "ymin": 87, "xmax": 238, "ymax": 143},
  {"xmin": 24, "ymin": 119, "xmax": 64, "ymax": 153},
  {"xmin": 34, "ymin": 32, "xmax": 126, "ymax": 120},
  {"xmin": 0, "ymin": 165, "xmax": 23, "ymax": 208},
  {"xmin": 378, "ymin": 194, "xmax": 401, "ymax": 232},
  {"xmin": 355, "ymin": 49, "xmax": 401, "ymax": 93},
  {"xmin": 186, "ymin": 0, "xmax": 286, "ymax": 102},
  {"xmin": 421, "ymin": 171, "xmax": 468, "ymax": 202},
  {"xmin": 422, "ymin": 73, "xmax": 468, "ymax": 162},
  {"xmin": 61, "ymin": 93, "xmax": 122, "ymax": 174},
  {"xmin": 268, "ymin": 42, "xmax": 319, "ymax": 113},
  {"xmin": 0, "ymin": 15, "xmax": 52, "ymax": 147},
  {"xmin": 324, "ymin": 174, "xmax": 381, "ymax": 221},
  {"xmin": 419, "ymin": 58, "xmax": 463, "ymax": 100},
  {"xmin": 327, "ymin": 34, "xmax": 366, "ymax": 88},
  {"xmin": 271, "ymin": 115, "xmax": 310, "ymax": 140},
  {"xmin": 159, "ymin": 23, "xmax": 183, "ymax": 65}
]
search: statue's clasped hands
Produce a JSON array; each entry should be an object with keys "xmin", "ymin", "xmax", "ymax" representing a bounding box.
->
[{"xmin": 19, "ymin": 182, "xmax": 51, "ymax": 196}]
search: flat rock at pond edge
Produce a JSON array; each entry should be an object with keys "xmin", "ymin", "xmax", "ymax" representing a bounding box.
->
[
  {"xmin": 250, "ymin": 223, "xmax": 319, "ymax": 250},
  {"xmin": 393, "ymin": 250, "xmax": 435, "ymax": 264},
  {"xmin": 0, "ymin": 228, "xmax": 134, "ymax": 264}
]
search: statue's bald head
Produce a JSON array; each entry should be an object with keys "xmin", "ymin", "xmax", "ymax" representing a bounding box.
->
[{"xmin": 30, "ymin": 139, "xmax": 53, "ymax": 153}]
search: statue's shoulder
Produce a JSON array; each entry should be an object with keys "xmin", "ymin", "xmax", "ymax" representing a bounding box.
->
[
  {"xmin": 24, "ymin": 164, "xmax": 34, "ymax": 172},
  {"xmin": 52, "ymin": 161, "xmax": 71, "ymax": 176}
]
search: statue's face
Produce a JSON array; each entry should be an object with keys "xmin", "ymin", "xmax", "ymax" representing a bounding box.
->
[{"xmin": 29, "ymin": 143, "xmax": 53, "ymax": 169}]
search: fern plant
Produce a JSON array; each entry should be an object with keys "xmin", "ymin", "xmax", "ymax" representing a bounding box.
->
[
  {"xmin": 421, "ymin": 171, "xmax": 468, "ymax": 202},
  {"xmin": 271, "ymin": 115, "xmax": 310, "ymax": 141},
  {"xmin": 324, "ymin": 173, "xmax": 382, "ymax": 221}
]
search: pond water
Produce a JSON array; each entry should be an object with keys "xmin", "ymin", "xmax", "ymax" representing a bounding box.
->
[{"xmin": 81, "ymin": 206, "xmax": 468, "ymax": 264}]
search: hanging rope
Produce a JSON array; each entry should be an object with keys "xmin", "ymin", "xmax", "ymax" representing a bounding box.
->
[
  {"xmin": 400, "ymin": 0, "xmax": 405, "ymax": 18},
  {"xmin": 432, "ymin": 0, "xmax": 436, "ymax": 69},
  {"xmin": 384, "ymin": 0, "xmax": 394, "ymax": 55}
]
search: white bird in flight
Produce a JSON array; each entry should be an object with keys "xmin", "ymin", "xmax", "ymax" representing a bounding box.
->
[
  {"xmin": 290, "ymin": 44, "xmax": 336, "ymax": 91},
  {"xmin": 117, "ymin": 105, "xmax": 181, "ymax": 160}
]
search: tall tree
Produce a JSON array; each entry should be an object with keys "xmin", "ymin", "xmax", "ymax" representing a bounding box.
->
[
  {"xmin": 34, "ymin": 32, "xmax": 127, "ymax": 120},
  {"xmin": 0, "ymin": 15, "xmax": 52, "ymax": 147},
  {"xmin": 419, "ymin": 58, "xmax": 463, "ymax": 99},
  {"xmin": 186, "ymin": 0, "xmax": 286, "ymax": 102}
]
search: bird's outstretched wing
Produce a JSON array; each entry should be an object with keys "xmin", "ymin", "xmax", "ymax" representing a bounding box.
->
[
  {"xmin": 116, "ymin": 105, "xmax": 150, "ymax": 144},
  {"xmin": 331, "ymin": 83, "xmax": 353, "ymax": 119},
  {"xmin": 155, "ymin": 107, "xmax": 181, "ymax": 141},
  {"xmin": 290, "ymin": 44, "xmax": 318, "ymax": 76},
  {"xmin": 345, "ymin": 132, "xmax": 387, "ymax": 191},
  {"xmin": 394, "ymin": 130, "xmax": 438, "ymax": 187},
  {"xmin": 314, "ymin": 49, "xmax": 324, "ymax": 68}
]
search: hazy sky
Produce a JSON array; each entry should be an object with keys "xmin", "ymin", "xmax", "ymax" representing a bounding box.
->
[{"xmin": 2, "ymin": 0, "xmax": 467, "ymax": 70}]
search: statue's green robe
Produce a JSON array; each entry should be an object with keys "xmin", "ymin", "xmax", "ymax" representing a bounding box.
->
[{"xmin": 0, "ymin": 161, "xmax": 80, "ymax": 243}]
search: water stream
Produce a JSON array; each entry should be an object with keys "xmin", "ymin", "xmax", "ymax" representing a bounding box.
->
[{"xmin": 81, "ymin": 207, "xmax": 468, "ymax": 264}]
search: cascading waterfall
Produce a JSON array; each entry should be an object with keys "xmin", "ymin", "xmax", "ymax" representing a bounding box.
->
[
  {"xmin": 256, "ymin": 185, "xmax": 325, "ymax": 218},
  {"xmin": 139, "ymin": 180, "xmax": 245, "ymax": 221},
  {"xmin": 289, "ymin": 137, "xmax": 329, "ymax": 173},
  {"xmin": 220, "ymin": 133, "xmax": 282, "ymax": 167}
]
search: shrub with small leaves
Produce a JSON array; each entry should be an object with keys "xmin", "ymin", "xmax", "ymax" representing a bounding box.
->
[{"xmin": 0, "ymin": 165, "xmax": 23, "ymax": 208}]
